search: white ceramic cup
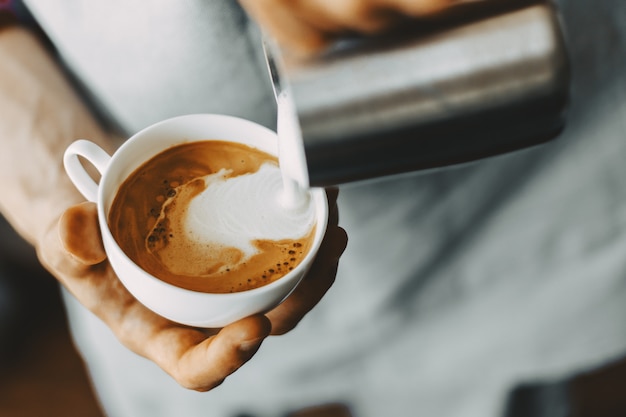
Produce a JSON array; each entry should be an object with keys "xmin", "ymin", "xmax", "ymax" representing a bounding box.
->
[{"xmin": 63, "ymin": 114, "xmax": 328, "ymax": 328}]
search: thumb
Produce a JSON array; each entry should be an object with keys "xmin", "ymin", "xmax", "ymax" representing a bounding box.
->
[{"xmin": 58, "ymin": 201, "xmax": 107, "ymax": 265}]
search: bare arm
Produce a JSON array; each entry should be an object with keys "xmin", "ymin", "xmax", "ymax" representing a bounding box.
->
[{"xmin": 0, "ymin": 26, "xmax": 111, "ymax": 244}]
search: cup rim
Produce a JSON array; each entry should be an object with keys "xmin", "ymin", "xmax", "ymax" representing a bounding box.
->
[{"xmin": 96, "ymin": 113, "xmax": 329, "ymax": 298}]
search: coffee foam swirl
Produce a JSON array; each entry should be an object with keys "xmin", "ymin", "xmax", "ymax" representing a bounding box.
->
[
  {"xmin": 146, "ymin": 162, "xmax": 316, "ymax": 280},
  {"xmin": 185, "ymin": 163, "xmax": 315, "ymax": 257},
  {"xmin": 109, "ymin": 140, "xmax": 317, "ymax": 294}
]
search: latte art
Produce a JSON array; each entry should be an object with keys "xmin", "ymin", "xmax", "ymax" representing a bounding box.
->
[
  {"xmin": 108, "ymin": 140, "xmax": 317, "ymax": 294},
  {"xmin": 186, "ymin": 164, "xmax": 314, "ymax": 255},
  {"xmin": 147, "ymin": 163, "xmax": 315, "ymax": 278}
]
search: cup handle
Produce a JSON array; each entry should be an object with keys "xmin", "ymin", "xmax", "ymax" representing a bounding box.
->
[{"xmin": 63, "ymin": 140, "xmax": 112, "ymax": 202}]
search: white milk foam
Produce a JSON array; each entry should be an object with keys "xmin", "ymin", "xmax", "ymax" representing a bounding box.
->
[{"xmin": 183, "ymin": 162, "xmax": 315, "ymax": 259}]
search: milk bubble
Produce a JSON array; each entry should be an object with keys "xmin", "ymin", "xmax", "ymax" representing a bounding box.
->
[{"xmin": 185, "ymin": 162, "xmax": 316, "ymax": 260}]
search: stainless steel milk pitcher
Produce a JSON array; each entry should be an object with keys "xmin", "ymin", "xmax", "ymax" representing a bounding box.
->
[{"xmin": 264, "ymin": 0, "xmax": 570, "ymax": 188}]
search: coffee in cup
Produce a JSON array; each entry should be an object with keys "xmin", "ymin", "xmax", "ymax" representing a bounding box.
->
[
  {"xmin": 108, "ymin": 140, "xmax": 317, "ymax": 294},
  {"xmin": 63, "ymin": 114, "xmax": 328, "ymax": 328}
]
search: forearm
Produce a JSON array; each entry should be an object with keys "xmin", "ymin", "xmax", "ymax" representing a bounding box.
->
[{"xmin": 0, "ymin": 26, "xmax": 116, "ymax": 248}]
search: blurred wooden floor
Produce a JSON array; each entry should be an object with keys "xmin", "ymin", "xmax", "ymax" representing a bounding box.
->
[{"xmin": 0, "ymin": 261, "xmax": 104, "ymax": 417}]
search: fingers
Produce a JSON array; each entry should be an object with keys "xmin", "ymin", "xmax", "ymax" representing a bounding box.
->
[
  {"xmin": 240, "ymin": 0, "xmax": 401, "ymax": 56},
  {"xmin": 58, "ymin": 201, "xmax": 106, "ymax": 265},
  {"xmin": 45, "ymin": 202, "xmax": 273, "ymax": 392},
  {"xmin": 267, "ymin": 225, "xmax": 347, "ymax": 334},
  {"xmin": 381, "ymin": 0, "xmax": 456, "ymax": 16},
  {"xmin": 141, "ymin": 315, "xmax": 272, "ymax": 391},
  {"xmin": 266, "ymin": 188, "xmax": 348, "ymax": 334},
  {"xmin": 239, "ymin": 0, "xmax": 331, "ymax": 56},
  {"xmin": 293, "ymin": 0, "xmax": 401, "ymax": 34},
  {"xmin": 240, "ymin": 0, "xmax": 468, "ymax": 56},
  {"xmin": 325, "ymin": 186, "xmax": 339, "ymax": 211}
]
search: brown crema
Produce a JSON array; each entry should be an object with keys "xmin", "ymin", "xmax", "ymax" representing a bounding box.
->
[{"xmin": 108, "ymin": 140, "xmax": 315, "ymax": 293}]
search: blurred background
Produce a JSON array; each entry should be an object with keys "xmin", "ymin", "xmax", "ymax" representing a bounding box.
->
[{"xmin": 0, "ymin": 216, "xmax": 104, "ymax": 417}]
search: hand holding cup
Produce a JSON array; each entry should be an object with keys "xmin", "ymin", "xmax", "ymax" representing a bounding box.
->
[{"xmin": 47, "ymin": 114, "xmax": 347, "ymax": 390}]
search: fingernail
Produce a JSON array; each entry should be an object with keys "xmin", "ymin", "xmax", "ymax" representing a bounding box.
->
[{"xmin": 238, "ymin": 337, "xmax": 265, "ymax": 353}]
